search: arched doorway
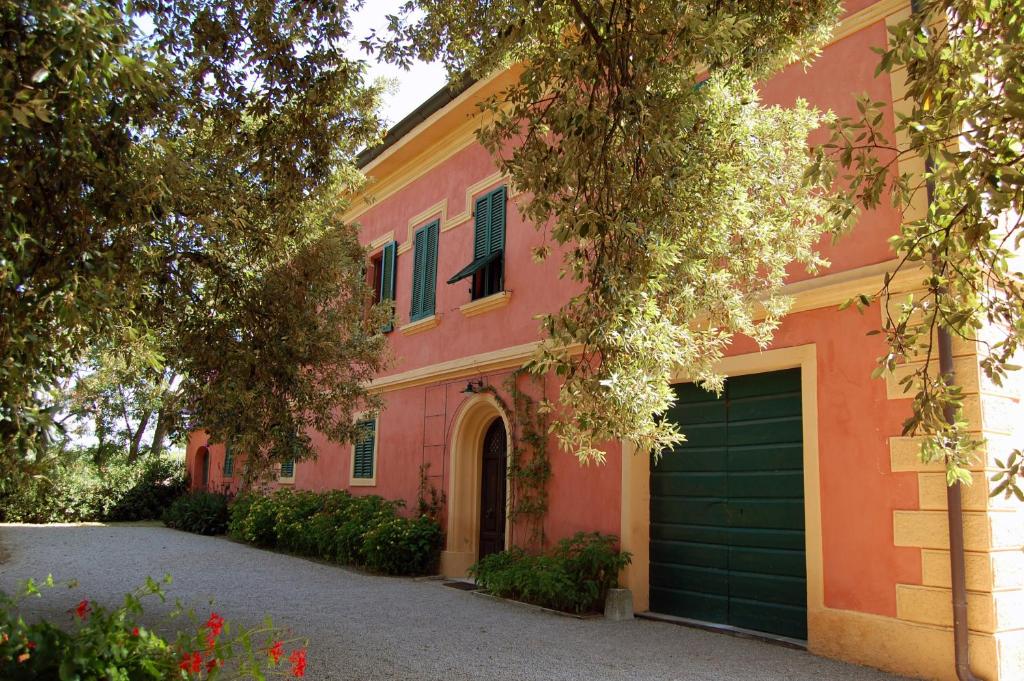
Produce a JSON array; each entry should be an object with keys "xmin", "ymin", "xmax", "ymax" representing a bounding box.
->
[
  {"xmin": 441, "ymin": 394, "xmax": 511, "ymax": 577},
  {"xmin": 195, "ymin": 446, "xmax": 210, "ymax": 491},
  {"xmin": 479, "ymin": 418, "xmax": 507, "ymax": 559}
]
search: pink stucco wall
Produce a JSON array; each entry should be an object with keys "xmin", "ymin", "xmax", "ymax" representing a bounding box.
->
[{"xmin": 187, "ymin": 8, "xmax": 918, "ymax": 619}]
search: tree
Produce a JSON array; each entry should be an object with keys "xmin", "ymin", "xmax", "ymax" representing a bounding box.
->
[
  {"xmin": 812, "ymin": 0, "xmax": 1024, "ymax": 494},
  {"xmin": 1, "ymin": 0, "xmax": 388, "ymax": 488},
  {"xmin": 372, "ymin": 0, "xmax": 844, "ymax": 461},
  {"xmin": 68, "ymin": 337, "xmax": 184, "ymax": 462}
]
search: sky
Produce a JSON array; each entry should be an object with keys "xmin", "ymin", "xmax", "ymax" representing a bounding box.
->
[{"xmin": 349, "ymin": 1, "xmax": 449, "ymax": 126}]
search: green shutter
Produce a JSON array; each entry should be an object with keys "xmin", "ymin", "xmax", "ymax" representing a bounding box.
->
[
  {"xmin": 423, "ymin": 221, "xmax": 438, "ymax": 316},
  {"xmin": 280, "ymin": 459, "xmax": 295, "ymax": 478},
  {"xmin": 353, "ymin": 419, "xmax": 376, "ymax": 479},
  {"xmin": 410, "ymin": 222, "xmax": 438, "ymax": 321},
  {"xmin": 380, "ymin": 241, "xmax": 397, "ymax": 332},
  {"xmin": 410, "ymin": 228, "xmax": 426, "ymax": 320},
  {"xmin": 223, "ymin": 444, "xmax": 234, "ymax": 477},
  {"xmin": 487, "ymin": 186, "xmax": 506, "ymax": 254},
  {"xmin": 473, "ymin": 194, "xmax": 490, "ymax": 259}
]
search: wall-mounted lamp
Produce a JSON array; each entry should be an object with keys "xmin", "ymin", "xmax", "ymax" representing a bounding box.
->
[{"xmin": 461, "ymin": 379, "xmax": 484, "ymax": 394}]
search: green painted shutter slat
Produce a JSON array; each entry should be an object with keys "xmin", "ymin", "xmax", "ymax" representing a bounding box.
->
[
  {"xmin": 380, "ymin": 241, "xmax": 397, "ymax": 332},
  {"xmin": 410, "ymin": 228, "xmax": 427, "ymax": 320},
  {"xmin": 410, "ymin": 222, "xmax": 438, "ymax": 321},
  {"xmin": 488, "ymin": 186, "xmax": 506, "ymax": 254},
  {"xmin": 280, "ymin": 459, "xmax": 295, "ymax": 478},
  {"xmin": 223, "ymin": 444, "xmax": 234, "ymax": 477},
  {"xmin": 353, "ymin": 419, "xmax": 376, "ymax": 479},
  {"xmin": 473, "ymin": 194, "xmax": 490, "ymax": 259},
  {"xmin": 423, "ymin": 221, "xmax": 438, "ymax": 317}
]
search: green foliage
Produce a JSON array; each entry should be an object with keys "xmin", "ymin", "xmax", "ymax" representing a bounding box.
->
[
  {"xmin": 1, "ymin": 0, "xmax": 388, "ymax": 489},
  {"xmin": 373, "ymin": 1, "xmax": 844, "ymax": 462},
  {"xmin": 470, "ymin": 532, "xmax": 631, "ymax": 614},
  {"xmin": 0, "ymin": 574, "xmax": 309, "ymax": 679},
  {"xmin": 226, "ymin": 490, "xmax": 442, "ymax": 576},
  {"xmin": 363, "ymin": 515, "xmax": 444, "ymax": 576},
  {"xmin": 813, "ymin": 0, "xmax": 1024, "ymax": 490},
  {"xmin": 162, "ymin": 492, "xmax": 230, "ymax": 536},
  {"xmin": 0, "ymin": 452, "xmax": 186, "ymax": 524},
  {"xmin": 501, "ymin": 372, "xmax": 551, "ymax": 548}
]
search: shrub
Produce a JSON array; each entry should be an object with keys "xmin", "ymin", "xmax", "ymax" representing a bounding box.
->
[
  {"xmin": 162, "ymin": 492, "xmax": 231, "ymax": 535},
  {"xmin": 363, "ymin": 515, "xmax": 443, "ymax": 576},
  {"xmin": 0, "ymin": 575, "xmax": 308, "ymax": 679},
  {"xmin": 0, "ymin": 452, "xmax": 187, "ymax": 524},
  {"xmin": 237, "ymin": 493, "xmax": 280, "ymax": 547},
  {"xmin": 470, "ymin": 532, "xmax": 632, "ymax": 614},
  {"xmin": 224, "ymin": 489, "xmax": 441, "ymax": 576},
  {"xmin": 273, "ymin": 490, "xmax": 328, "ymax": 554},
  {"xmin": 106, "ymin": 457, "xmax": 189, "ymax": 522},
  {"xmin": 332, "ymin": 495, "xmax": 401, "ymax": 565}
]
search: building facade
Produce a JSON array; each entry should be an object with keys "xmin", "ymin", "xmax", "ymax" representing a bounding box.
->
[{"xmin": 186, "ymin": 1, "xmax": 1024, "ymax": 678}]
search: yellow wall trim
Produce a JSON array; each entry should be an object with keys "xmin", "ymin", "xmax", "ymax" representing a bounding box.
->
[
  {"xmin": 348, "ymin": 2, "xmax": 903, "ymax": 228},
  {"xmin": 460, "ymin": 291, "xmax": 512, "ymax": 317},
  {"xmin": 832, "ymin": 0, "xmax": 906, "ymax": 45},
  {"xmin": 399, "ymin": 315, "xmax": 441, "ymax": 337},
  {"xmin": 373, "ymin": 259, "xmax": 917, "ymax": 395}
]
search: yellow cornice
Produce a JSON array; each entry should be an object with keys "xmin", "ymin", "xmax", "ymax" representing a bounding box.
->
[
  {"xmin": 371, "ymin": 259, "xmax": 922, "ymax": 394},
  {"xmin": 346, "ymin": 2, "xmax": 906, "ymax": 229}
]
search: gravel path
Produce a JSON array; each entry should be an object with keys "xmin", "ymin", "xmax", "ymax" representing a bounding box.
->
[{"xmin": 0, "ymin": 524, "xmax": 909, "ymax": 681}]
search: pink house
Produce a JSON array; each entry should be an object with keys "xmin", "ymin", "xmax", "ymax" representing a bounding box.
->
[{"xmin": 187, "ymin": 2, "xmax": 1024, "ymax": 679}]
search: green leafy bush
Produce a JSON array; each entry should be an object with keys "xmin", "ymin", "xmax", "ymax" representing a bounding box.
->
[
  {"xmin": 0, "ymin": 575, "xmax": 308, "ymax": 679},
  {"xmin": 363, "ymin": 515, "xmax": 444, "ymax": 576},
  {"xmin": 106, "ymin": 457, "xmax": 189, "ymax": 522},
  {"xmin": 162, "ymin": 492, "xmax": 230, "ymax": 535},
  {"xmin": 0, "ymin": 452, "xmax": 186, "ymax": 523},
  {"xmin": 225, "ymin": 489, "xmax": 441, "ymax": 576},
  {"xmin": 470, "ymin": 532, "xmax": 632, "ymax": 614}
]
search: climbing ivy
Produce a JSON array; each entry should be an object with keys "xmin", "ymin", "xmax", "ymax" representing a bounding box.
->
[{"xmin": 480, "ymin": 372, "xmax": 552, "ymax": 549}]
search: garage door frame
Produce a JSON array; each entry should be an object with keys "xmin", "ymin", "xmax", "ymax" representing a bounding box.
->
[{"xmin": 618, "ymin": 344, "xmax": 824, "ymax": 645}]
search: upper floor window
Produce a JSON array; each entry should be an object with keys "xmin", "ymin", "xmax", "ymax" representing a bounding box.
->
[
  {"xmin": 410, "ymin": 221, "xmax": 439, "ymax": 322},
  {"xmin": 372, "ymin": 241, "xmax": 397, "ymax": 332},
  {"xmin": 447, "ymin": 186, "xmax": 505, "ymax": 300}
]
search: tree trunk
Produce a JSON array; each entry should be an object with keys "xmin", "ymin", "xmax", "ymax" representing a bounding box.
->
[
  {"xmin": 128, "ymin": 411, "xmax": 151, "ymax": 462},
  {"xmin": 149, "ymin": 407, "xmax": 170, "ymax": 456}
]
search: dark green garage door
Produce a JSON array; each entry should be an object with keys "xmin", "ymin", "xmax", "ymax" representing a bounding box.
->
[{"xmin": 649, "ymin": 368, "xmax": 806, "ymax": 640}]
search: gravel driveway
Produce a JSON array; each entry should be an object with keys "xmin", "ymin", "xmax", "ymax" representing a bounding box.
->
[{"xmin": 0, "ymin": 524, "xmax": 908, "ymax": 681}]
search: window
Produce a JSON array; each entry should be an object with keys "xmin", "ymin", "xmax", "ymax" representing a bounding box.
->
[
  {"xmin": 447, "ymin": 186, "xmax": 506, "ymax": 300},
  {"xmin": 373, "ymin": 241, "xmax": 397, "ymax": 332},
  {"xmin": 410, "ymin": 221, "xmax": 439, "ymax": 322},
  {"xmin": 351, "ymin": 418, "xmax": 377, "ymax": 484},
  {"xmin": 223, "ymin": 443, "xmax": 234, "ymax": 478},
  {"xmin": 279, "ymin": 459, "xmax": 295, "ymax": 481}
]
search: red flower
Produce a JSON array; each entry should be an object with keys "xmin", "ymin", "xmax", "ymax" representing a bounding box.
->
[
  {"xmin": 206, "ymin": 658, "xmax": 221, "ymax": 673},
  {"xmin": 204, "ymin": 612, "xmax": 224, "ymax": 638},
  {"xmin": 178, "ymin": 651, "xmax": 202, "ymax": 674},
  {"xmin": 289, "ymin": 648, "xmax": 307, "ymax": 678},
  {"xmin": 132, "ymin": 627, "xmax": 140, "ymax": 637},
  {"xmin": 268, "ymin": 640, "xmax": 284, "ymax": 665},
  {"xmin": 74, "ymin": 599, "xmax": 90, "ymax": 620},
  {"xmin": 25, "ymin": 641, "xmax": 35, "ymax": 650}
]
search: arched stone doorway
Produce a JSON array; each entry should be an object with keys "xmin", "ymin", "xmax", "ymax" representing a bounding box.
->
[
  {"xmin": 440, "ymin": 394, "xmax": 511, "ymax": 577},
  {"xmin": 194, "ymin": 446, "xmax": 210, "ymax": 491}
]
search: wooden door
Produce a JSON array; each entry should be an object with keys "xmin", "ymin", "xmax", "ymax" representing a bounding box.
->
[
  {"xmin": 649, "ymin": 368, "xmax": 806, "ymax": 639},
  {"xmin": 479, "ymin": 418, "xmax": 507, "ymax": 559}
]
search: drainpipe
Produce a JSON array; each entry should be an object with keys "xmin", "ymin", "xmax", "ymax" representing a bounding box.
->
[
  {"xmin": 937, "ymin": 330, "xmax": 984, "ymax": 681},
  {"xmin": 908, "ymin": 0, "xmax": 985, "ymax": 669}
]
